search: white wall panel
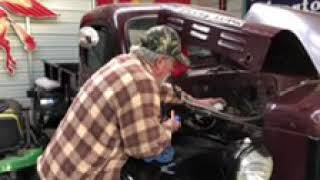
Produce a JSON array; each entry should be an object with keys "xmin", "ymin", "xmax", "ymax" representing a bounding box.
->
[
  {"xmin": 30, "ymin": 23, "xmax": 80, "ymax": 35},
  {"xmin": 34, "ymin": 35, "xmax": 79, "ymax": 47},
  {"xmin": 0, "ymin": 57, "xmax": 45, "ymax": 73},
  {"xmin": 0, "ymin": 73, "xmax": 30, "ymax": 86},
  {"xmin": 0, "ymin": 47, "xmax": 78, "ymax": 62},
  {"xmin": 32, "ymin": 47, "xmax": 78, "ymax": 60},
  {"xmin": 1, "ymin": 85, "xmax": 30, "ymax": 98},
  {"xmin": 0, "ymin": 0, "xmax": 92, "ymax": 107},
  {"xmin": 31, "ymin": 10, "xmax": 88, "ymax": 23},
  {"xmin": 0, "ymin": 58, "xmax": 79, "ymax": 74},
  {"xmin": 0, "ymin": 49, "xmax": 26, "ymax": 62},
  {"xmin": 39, "ymin": 0, "xmax": 92, "ymax": 11},
  {"xmin": 0, "ymin": 36, "xmax": 75, "ymax": 52}
]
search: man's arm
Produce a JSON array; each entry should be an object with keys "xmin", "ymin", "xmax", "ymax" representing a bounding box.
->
[
  {"xmin": 160, "ymin": 82, "xmax": 193, "ymax": 104},
  {"xmin": 118, "ymin": 76, "xmax": 176, "ymax": 159},
  {"xmin": 160, "ymin": 82, "xmax": 227, "ymax": 107}
]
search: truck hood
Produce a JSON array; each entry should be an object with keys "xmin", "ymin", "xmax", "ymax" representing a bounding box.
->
[
  {"xmin": 81, "ymin": 3, "xmax": 319, "ymax": 75},
  {"xmin": 246, "ymin": 3, "xmax": 320, "ymax": 74},
  {"xmin": 160, "ymin": 4, "xmax": 318, "ymax": 75}
]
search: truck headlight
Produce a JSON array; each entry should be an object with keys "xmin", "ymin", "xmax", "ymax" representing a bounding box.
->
[{"xmin": 235, "ymin": 138, "xmax": 273, "ymax": 180}]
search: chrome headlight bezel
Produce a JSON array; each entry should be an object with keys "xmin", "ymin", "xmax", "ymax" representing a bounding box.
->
[{"xmin": 233, "ymin": 138, "xmax": 273, "ymax": 180}]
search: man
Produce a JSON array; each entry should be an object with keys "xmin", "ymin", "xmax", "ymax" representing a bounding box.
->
[{"xmin": 37, "ymin": 25, "xmax": 224, "ymax": 180}]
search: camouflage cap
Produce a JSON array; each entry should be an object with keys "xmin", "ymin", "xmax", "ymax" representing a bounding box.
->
[{"xmin": 140, "ymin": 25, "xmax": 190, "ymax": 66}]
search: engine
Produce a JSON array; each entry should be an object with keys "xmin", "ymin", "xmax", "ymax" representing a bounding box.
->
[{"xmin": 122, "ymin": 70, "xmax": 274, "ymax": 180}]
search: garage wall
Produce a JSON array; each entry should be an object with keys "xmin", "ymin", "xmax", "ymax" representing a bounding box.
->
[
  {"xmin": 0, "ymin": 0, "xmax": 94, "ymax": 107},
  {"xmin": 192, "ymin": 0, "xmax": 244, "ymax": 17}
]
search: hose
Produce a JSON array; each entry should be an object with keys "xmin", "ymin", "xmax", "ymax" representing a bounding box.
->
[{"xmin": 183, "ymin": 99, "xmax": 263, "ymax": 125}]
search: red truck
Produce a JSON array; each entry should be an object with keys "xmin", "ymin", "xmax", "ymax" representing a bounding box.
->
[{"xmin": 30, "ymin": 3, "xmax": 320, "ymax": 180}]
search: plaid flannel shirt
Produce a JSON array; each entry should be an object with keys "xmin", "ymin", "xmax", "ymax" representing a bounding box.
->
[{"xmin": 37, "ymin": 53, "xmax": 191, "ymax": 180}]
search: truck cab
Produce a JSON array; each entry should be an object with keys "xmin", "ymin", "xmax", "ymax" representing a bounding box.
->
[{"xmin": 31, "ymin": 3, "xmax": 320, "ymax": 180}]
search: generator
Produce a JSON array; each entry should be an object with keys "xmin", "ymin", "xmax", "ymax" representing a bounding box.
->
[
  {"xmin": 28, "ymin": 61, "xmax": 78, "ymax": 129},
  {"xmin": 31, "ymin": 85, "xmax": 68, "ymax": 129}
]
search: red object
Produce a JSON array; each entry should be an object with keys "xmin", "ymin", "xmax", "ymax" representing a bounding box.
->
[
  {"xmin": 0, "ymin": 10, "xmax": 16, "ymax": 75},
  {"xmin": 171, "ymin": 61, "xmax": 188, "ymax": 77},
  {"xmin": 96, "ymin": 0, "xmax": 113, "ymax": 5},
  {"xmin": 181, "ymin": 45, "xmax": 189, "ymax": 56},
  {"xmin": 171, "ymin": 45, "xmax": 190, "ymax": 77},
  {"xmin": 0, "ymin": 0, "xmax": 57, "ymax": 19},
  {"xmin": 10, "ymin": 21, "xmax": 36, "ymax": 51},
  {"xmin": 219, "ymin": 0, "xmax": 227, "ymax": 10},
  {"xmin": 0, "ymin": 8, "xmax": 37, "ymax": 75},
  {"xmin": 155, "ymin": 0, "xmax": 191, "ymax": 4}
]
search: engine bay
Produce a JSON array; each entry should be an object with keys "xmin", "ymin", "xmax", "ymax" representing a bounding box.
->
[
  {"xmin": 173, "ymin": 68, "xmax": 272, "ymax": 116},
  {"xmin": 122, "ymin": 100, "xmax": 268, "ymax": 180},
  {"xmin": 121, "ymin": 68, "xmax": 277, "ymax": 180}
]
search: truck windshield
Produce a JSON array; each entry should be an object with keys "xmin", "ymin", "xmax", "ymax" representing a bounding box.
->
[{"xmin": 127, "ymin": 16, "xmax": 158, "ymax": 47}]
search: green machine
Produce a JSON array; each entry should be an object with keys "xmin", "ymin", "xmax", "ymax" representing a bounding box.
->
[{"xmin": 0, "ymin": 99, "xmax": 45, "ymax": 180}]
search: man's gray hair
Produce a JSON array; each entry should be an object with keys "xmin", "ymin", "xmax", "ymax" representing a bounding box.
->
[{"xmin": 130, "ymin": 45, "xmax": 162, "ymax": 66}]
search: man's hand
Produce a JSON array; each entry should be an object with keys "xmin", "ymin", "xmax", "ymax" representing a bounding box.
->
[
  {"xmin": 194, "ymin": 97, "xmax": 226, "ymax": 108},
  {"xmin": 163, "ymin": 110, "xmax": 181, "ymax": 132}
]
